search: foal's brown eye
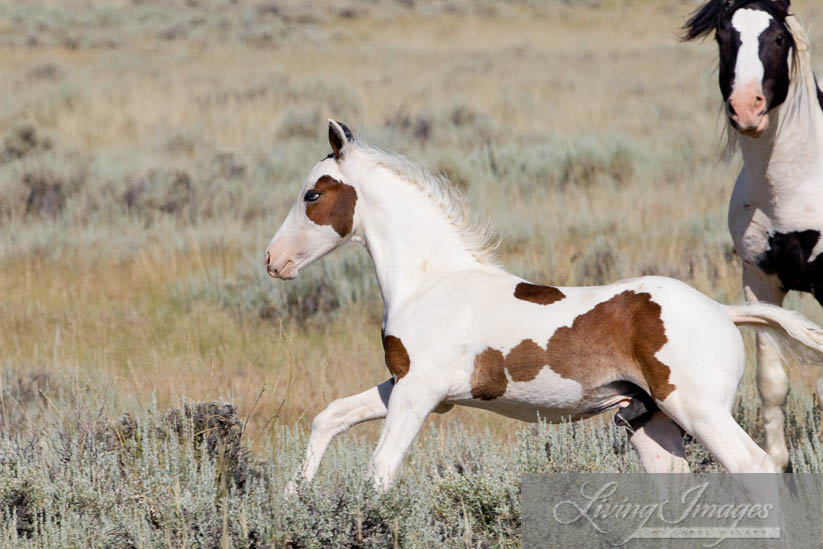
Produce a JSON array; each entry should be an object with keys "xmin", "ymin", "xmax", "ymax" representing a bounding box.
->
[{"xmin": 304, "ymin": 190, "xmax": 321, "ymax": 203}]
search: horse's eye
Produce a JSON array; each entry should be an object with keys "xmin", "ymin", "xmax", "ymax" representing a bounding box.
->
[
  {"xmin": 304, "ymin": 190, "xmax": 321, "ymax": 203},
  {"xmin": 775, "ymin": 34, "xmax": 785, "ymax": 45}
]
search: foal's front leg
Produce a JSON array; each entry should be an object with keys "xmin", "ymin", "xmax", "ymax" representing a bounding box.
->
[
  {"xmin": 368, "ymin": 376, "xmax": 444, "ymax": 490},
  {"xmin": 286, "ymin": 379, "xmax": 394, "ymax": 494}
]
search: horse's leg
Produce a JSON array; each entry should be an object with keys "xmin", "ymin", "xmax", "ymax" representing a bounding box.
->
[
  {"xmin": 744, "ymin": 266, "xmax": 790, "ymax": 470},
  {"xmin": 654, "ymin": 320, "xmax": 778, "ymax": 473},
  {"xmin": 812, "ymin": 288, "xmax": 823, "ymax": 410},
  {"xmin": 626, "ymin": 412, "xmax": 689, "ymax": 473},
  {"xmin": 368, "ymin": 377, "xmax": 443, "ymax": 490},
  {"xmin": 285, "ymin": 379, "xmax": 394, "ymax": 495},
  {"xmin": 695, "ymin": 414, "xmax": 780, "ymax": 473},
  {"xmin": 690, "ymin": 411, "xmax": 778, "ymax": 472},
  {"xmin": 659, "ymin": 395, "xmax": 778, "ymax": 473}
]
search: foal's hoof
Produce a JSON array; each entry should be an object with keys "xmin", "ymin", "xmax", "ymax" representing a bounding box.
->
[{"xmin": 784, "ymin": 459, "xmax": 793, "ymax": 474}]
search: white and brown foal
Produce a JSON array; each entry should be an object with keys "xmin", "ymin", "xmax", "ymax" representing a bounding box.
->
[
  {"xmin": 685, "ymin": 0, "xmax": 823, "ymax": 470},
  {"xmin": 266, "ymin": 121, "xmax": 823, "ymax": 490}
]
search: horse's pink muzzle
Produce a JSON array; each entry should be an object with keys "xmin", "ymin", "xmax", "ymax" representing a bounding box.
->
[{"xmin": 728, "ymin": 83, "xmax": 769, "ymax": 138}]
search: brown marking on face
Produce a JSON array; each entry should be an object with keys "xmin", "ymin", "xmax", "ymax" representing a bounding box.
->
[
  {"xmin": 383, "ymin": 335, "xmax": 410, "ymax": 380},
  {"xmin": 470, "ymin": 348, "xmax": 507, "ymax": 400},
  {"xmin": 514, "ymin": 282, "xmax": 565, "ymax": 305},
  {"xmin": 468, "ymin": 290, "xmax": 675, "ymax": 402},
  {"xmin": 305, "ymin": 175, "xmax": 357, "ymax": 237}
]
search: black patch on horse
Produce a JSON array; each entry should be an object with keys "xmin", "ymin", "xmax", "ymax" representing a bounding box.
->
[
  {"xmin": 716, "ymin": 21, "xmax": 742, "ymax": 102},
  {"xmin": 816, "ymin": 75, "xmax": 823, "ymax": 111},
  {"xmin": 611, "ymin": 387, "xmax": 681, "ymax": 435},
  {"xmin": 758, "ymin": 18, "xmax": 794, "ymax": 111},
  {"xmin": 758, "ymin": 230, "xmax": 823, "ymax": 305}
]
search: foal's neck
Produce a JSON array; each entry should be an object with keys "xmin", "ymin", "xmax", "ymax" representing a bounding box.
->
[
  {"xmin": 738, "ymin": 64, "xmax": 823, "ymax": 204},
  {"xmin": 353, "ymin": 160, "xmax": 496, "ymax": 312}
]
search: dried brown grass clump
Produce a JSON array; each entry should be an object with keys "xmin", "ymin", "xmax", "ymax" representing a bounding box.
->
[
  {"xmin": 2, "ymin": 124, "xmax": 51, "ymax": 162},
  {"xmin": 163, "ymin": 402, "xmax": 257, "ymax": 489}
]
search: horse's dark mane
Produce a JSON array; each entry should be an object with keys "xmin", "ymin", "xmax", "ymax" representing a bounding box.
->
[{"xmin": 682, "ymin": 0, "xmax": 791, "ymax": 41}]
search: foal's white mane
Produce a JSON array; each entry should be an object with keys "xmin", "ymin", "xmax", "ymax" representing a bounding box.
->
[
  {"xmin": 722, "ymin": 15, "xmax": 819, "ymax": 159},
  {"xmin": 353, "ymin": 140, "xmax": 501, "ymax": 266}
]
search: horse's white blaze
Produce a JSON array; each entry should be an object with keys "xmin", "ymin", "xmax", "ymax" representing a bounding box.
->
[
  {"xmin": 731, "ymin": 9, "xmax": 772, "ymax": 91},
  {"xmin": 729, "ymin": 9, "xmax": 773, "ymax": 132}
]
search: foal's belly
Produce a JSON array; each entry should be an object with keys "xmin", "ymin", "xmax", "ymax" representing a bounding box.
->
[{"xmin": 447, "ymin": 374, "xmax": 634, "ymax": 423}]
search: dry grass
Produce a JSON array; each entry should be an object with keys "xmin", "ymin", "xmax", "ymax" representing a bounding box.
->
[{"xmin": 1, "ymin": 0, "xmax": 823, "ymax": 453}]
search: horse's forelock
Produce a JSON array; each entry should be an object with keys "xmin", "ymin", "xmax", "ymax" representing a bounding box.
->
[
  {"xmin": 683, "ymin": 0, "xmax": 727, "ymax": 41},
  {"xmin": 683, "ymin": 0, "xmax": 791, "ymax": 41}
]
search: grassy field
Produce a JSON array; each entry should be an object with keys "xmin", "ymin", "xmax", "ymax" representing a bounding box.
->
[{"xmin": 1, "ymin": 0, "xmax": 823, "ymax": 546}]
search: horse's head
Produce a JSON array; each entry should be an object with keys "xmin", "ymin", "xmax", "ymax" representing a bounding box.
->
[
  {"xmin": 265, "ymin": 120, "xmax": 360, "ymax": 280},
  {"xmin": 684, "ymin": 0, "xmax": 794, "ymax": 138}
]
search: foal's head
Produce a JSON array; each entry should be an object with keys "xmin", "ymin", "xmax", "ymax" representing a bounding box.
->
[
  {"xmin": 265, "ymin": 120, "xmax": 359, "ymax": 280},
  {"xmin": 684, "ymin": 0, "xmax": 795, "ymax": 138}
]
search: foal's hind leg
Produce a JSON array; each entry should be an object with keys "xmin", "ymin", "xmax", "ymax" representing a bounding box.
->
[
  {"xmin": 660, "ymin": 395, "xmax": 778, "ymax": 473},
  {"xmin": 286, "ymin": 379, "xmax": 394, "ymax": 494},
  {"xmin": 626, "ymin": 412, "xmax": 689, "ymax": 473},
  {"xmin": 744, "ymin": 267, "xmax": 790, "ymax": 470},
  {"xmin": 688, "ymin": 411, "xmax": 778, "ymax": 472}
]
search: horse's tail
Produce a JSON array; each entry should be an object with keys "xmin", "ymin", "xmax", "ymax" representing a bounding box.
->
[{"xmin": 727, "ymin": 303, "xmax": 823, "ymax": 366}]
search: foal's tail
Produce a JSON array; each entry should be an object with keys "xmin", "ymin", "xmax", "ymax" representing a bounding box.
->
[{"xmin": 727, "ymin": 303, "xmax": 823, "ymax": 365}]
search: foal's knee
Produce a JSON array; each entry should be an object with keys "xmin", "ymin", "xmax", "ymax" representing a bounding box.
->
[{"xmin": 311, "ymin": 399, "xmax": 350, "ymax": 437}]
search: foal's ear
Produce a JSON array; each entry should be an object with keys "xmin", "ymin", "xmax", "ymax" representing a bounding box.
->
[{"xmin": 328, "ymin": 119, "xmax": 353, "ymax": 159}]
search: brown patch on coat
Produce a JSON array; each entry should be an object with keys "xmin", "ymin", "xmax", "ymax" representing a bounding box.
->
[
  {"xmin": 468, "ymin": 290, "xmax": 676, "ymax": 402},
  {"xmin": 505, "ymin": 339, "xmax": 547, "ymax": 382},
  {"xmin": 546, "ymin": 291, "xmax": 675, "ymax": 401},
  {"xmin": 514, "ymin": 282, "xmax": 565, "ymax": 305},
  {"xmin": 470, "ymin": 348, "xmax": 507, "ymax": 400},
  {"xmin": 305, "ymin": 175, "xmax": 357, "ymax": 237},
  {"xmin": 383, "ymin": 335, "xmax": 410, "ymax": 380}
]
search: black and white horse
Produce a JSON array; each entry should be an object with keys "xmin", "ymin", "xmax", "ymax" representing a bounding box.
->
[{"xmin": 684, "ymin": 0, "xmax": 823, "ymax": 470}]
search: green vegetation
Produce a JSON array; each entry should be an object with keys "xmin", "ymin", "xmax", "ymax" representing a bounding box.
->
[{"xmin": 3, "ymin": 367, "xmax": 823, "ymax": 547}]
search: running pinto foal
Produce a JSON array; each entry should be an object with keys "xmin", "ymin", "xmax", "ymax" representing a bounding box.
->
[
  {"xmin": 266, "ymin": 121, "xmax": 823, "ymax": 490},
  {"xmin": 684, "ymin": 0, "xmax": 823, "ymax": 470}
]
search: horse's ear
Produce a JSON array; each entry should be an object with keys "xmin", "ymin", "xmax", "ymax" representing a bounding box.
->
[
  {"xmin": 328, "ymin": 119, "xmax": 353, "ymax": 159},
  {"xmin": 771, "ymin": 0, "xmax": 790, "ymax": 16}
]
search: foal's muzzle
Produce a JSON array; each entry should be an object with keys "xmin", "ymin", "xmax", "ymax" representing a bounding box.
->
[{"xmin": 265, "ymin": 250, "xmax": 298, "ymax": 280}]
